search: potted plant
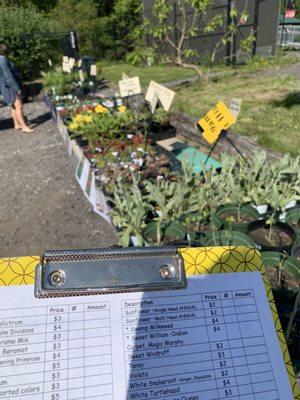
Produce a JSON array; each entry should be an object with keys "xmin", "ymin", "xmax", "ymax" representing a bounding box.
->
[
  {"xmin": 285, "ymin": 206, "xmax": 300, "ymax": 236},
  {"xmin": 149, "ymin": 108, "xmax": 176, "ymax": 142},
  {"xmin": 217, "ymin": 203, "xmax": 259, "ymax": 233},
  {"xmin": 238, "ymin": 151, "xmax": 271, "ymax": 215},
  {"xmin": 247, "ymin": 185, "xmax": 298, "ymax": 252},
  {"xmin": 261, "ymin": 252, "xmax": 300, "ymax": 292},
  {"xmin": 142, "ymin": 176, "xmax": 188, "ymax": 245},
  {"xmin": 181, "ymin": 167, "xmax": 223, "ymax": 241},
  {"xmin": 261, "ymin": 251, "xmax": 300, "ymax": 363},
  {"xmin": 216, "ymin": 154, "xmax": 260, "ymax": 231},
  {"xmin": 110, "ymin": 175, "xmax": 148, "ymax": 247},
  {"xmin": 204, "ymin": 230, "xmax": 255, "ymax": 247}
]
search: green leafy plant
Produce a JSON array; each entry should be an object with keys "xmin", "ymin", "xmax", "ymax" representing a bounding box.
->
[
  {"xmin": 152, "ymin": 108, "xmax": 171, "ymax": 126},
  {"xmin": 43, "ymin": 69, "xmax": 78, "ymax": 96},
  {"xmin": 0, "ymin": 1, "xmax": 59, "ymax": 79},
  {"xmin": 138, "ymin": 0, "xmax": 254, "ymax": 77},
  {"xmin": 110, "ymin": 174, "xmax": 148, "ymax": 247},
  {"xmin": 144, "ymin": 163, "xmax": 193, "ymax": 244}
]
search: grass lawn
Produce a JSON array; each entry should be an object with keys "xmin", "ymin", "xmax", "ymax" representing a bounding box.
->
[
  {"xmin": 174, "ymin": 72, "xmax": 300, "ymax": 156},
  {"xmin": 101, "ymin": 54, "xmax": 300, "ymax": 155},
  {"xmin": 101, "ymin": 63, "xmax": 196, "ymax": 87}
]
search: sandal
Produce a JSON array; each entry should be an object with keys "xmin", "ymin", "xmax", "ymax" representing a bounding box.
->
[{"xmin": 21, "ymin": 127, "xmax": 34, "ymax": 133}]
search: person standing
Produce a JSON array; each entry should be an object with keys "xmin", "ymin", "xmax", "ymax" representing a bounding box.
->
[{"xmin": 0, "ymin": 42, "xmax": 33, "ymax": 133}]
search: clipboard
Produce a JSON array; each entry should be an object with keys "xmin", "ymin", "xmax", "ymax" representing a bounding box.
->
[{"xmin": 0, "ymin": 246, "xmax": 299, "ymax": 399}]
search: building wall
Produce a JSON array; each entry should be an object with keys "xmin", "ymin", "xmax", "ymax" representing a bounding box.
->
[{"xmin": 142, "ymin": 0, "xmax": 280, "ymax": 62}]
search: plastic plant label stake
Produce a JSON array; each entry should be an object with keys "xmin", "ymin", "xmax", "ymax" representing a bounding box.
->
[
  {"xmin": 198, "ymin": 101, "xmax": 235, "ymax": 144},
  {"xmin": 229, "ymin": 98, "xmax": 242, "ymax": 121},
  {"xmin": 90, "ymin": 64, "xmax": 97, "ymax": 76}
]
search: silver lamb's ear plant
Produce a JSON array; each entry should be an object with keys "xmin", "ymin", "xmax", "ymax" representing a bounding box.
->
[
  {"xmin": 145, "ymin": 165, "xmax": 193, "ymax": 244},
  {"xmin": 201, "ymin": 163, "xmax": 225, "ymax": 246},
  {"xmin": 110, "ymin": 174, "xmax": 148, "ymax": 247}
]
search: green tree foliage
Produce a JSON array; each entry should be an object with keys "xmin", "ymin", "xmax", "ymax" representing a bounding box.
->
[
  {"xmin": 0, "ymin": 0, "xmax": 58, "ymax": 12},
  {"xmin": 82, "ymin": 0, "xmax": 143, "ymax": 59},
  {"xmin": 50, "ymin": 0, "xmax": 142, "ymax": 60},
  {"xmin": 94, "ymin": 0, "xmax": 116, "ymax": 17},
  {"xmin": 49, "ymin": 0, "xmax": 99, "ymax": 55},
  {"xmin": 139, "ymin": 0, "xmax": 254, "ymax": 77},
  {"xmin": 0, "ymin": 1, "xmax": 57, "ymax": 79}
]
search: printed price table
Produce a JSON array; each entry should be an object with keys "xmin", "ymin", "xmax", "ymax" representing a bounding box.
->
[
  {"xmin": 122, "ymin": 289, "xmax": 278, "ymax": 400},
  {"xmin": 0, "ymin": 302, "xmax": 113, "ymax": 400},
  {"xmin": 0, "ymin": 272, "xmax": 295, "ymax": 400}
]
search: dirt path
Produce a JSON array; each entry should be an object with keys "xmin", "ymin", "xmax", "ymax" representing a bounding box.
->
[{"xmin": 0, "ymin": 101, "xmax": 117, "ymax": 258}]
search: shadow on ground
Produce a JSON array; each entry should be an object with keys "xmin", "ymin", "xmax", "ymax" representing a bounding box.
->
[
  {"xmin": 0, "ymin": 116, "xmax": 13, "ymax": 130},
  {"xmin": 0, "ymin": 110, "xmax": 51, "ymax": 131},
  {"xmin": 29, "ymin": 111, "xmax": 51, "ymax": 127},
  {"xmin": 272, "ymin": 91, "xmax": 300, "ymax": 108}
]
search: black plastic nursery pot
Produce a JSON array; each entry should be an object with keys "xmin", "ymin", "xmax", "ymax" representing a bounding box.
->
[
  {"xmin": 181, "ymin": 213, "xmax": 222, "ymax": 241},
  {"xmin": 204, "ymin": 230, "xmax": 255, "ymax": 247},
  {"xmin": 216, "ymin": 204, "xmax": 259, "ymax": 233},
  {"xmin": 285, "ymin": 206, "xmax": 300, "ymax": 236},
  {"xmin": 247, "ymin": 219, "xmax": 296, "ymax": 252},
  {"xmin": 166, "ymin": 239, "xmax": 202, "ymax": 248},
  {"xmin": 75, "ymin": 135, "xmax": 89, "ymax": 147},
  {"xmin": 292, "ymin": 243, "xmax": 300, "ymax": 261},
  {"xmin": 261, "ymin": 251, "xmax": 300, "ymax": 292},
  {"xmin": 149, "ymin": 122, "xmax": 176, "ymax": 143},
  {"xmin": 261, "ymin": 251, "xmax": 300, "ymax": 365},
  {"xmin": 142, "ymin": 221, "xmax": 186, "ymax": 245}
]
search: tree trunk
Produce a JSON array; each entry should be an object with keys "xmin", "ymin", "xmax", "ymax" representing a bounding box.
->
[{"xmin": 174, "ymin": 61, "xmax": 204, "ymax": 79}]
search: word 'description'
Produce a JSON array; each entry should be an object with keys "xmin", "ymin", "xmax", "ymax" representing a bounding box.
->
[{"xmin": 197, "ymin": 101, "xmax": 235, "ymax": 144}]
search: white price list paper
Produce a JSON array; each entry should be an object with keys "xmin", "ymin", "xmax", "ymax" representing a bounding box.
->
[{"xmin": 0, "ymin": 272, "xmax": 293, "ymax": 400}]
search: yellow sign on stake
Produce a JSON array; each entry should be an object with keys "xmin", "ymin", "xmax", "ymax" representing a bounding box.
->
[{"xmin": 198, "ymin": 101, "xmax": 236, "ymax": 144}]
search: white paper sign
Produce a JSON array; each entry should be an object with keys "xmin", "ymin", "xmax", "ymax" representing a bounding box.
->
[
  {"xmin": 229, "ymin": 98, "xmax": 242, "ymax": 120},
  {"xmin": 62, "ymin": 61, "xmax": 71, "ymax": 73},
  {"xmin": 146, "ymin": 80, "xmax": 175, "ymax": 111},
  {"xmin": 149, "ymin": 90, "xmax": 159, "ymax": 114},
  {"xmin": 118, "ymin": 76, "xmax": 141, "ymax": 97},
  {"xmin": 0, "ymin": 272, "xmax": 294, "ymax": 400},
  {"xmin": 76, "ymin": 158, "xmax": 90, "ymax": 191},
  {"xmin": 90, "ymin": 64, "xmax": 97, "ymax": 76}
]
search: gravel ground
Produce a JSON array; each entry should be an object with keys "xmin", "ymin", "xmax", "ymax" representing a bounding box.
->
[{"xmin": 0, "ymin": 100, "xmax": 117, "ymax": 258}]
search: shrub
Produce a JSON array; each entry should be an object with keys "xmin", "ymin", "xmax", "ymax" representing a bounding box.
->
[{"xmin": 0, "ymin": 1, "xmax": 58, "ymax": 80}]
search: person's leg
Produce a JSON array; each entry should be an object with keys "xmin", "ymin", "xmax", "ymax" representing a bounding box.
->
[
  {"xmin": 13, "ymin": 99, "xmax": 33, "ymax": 132},
  {"xmin": 11, "ymin": 108, "xmax": 21, "ymax": 129}
]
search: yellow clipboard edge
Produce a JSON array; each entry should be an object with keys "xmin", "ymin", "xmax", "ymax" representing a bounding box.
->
[{"xmin": 0, "ymin": 247, "xmax": 299, "ymax": 398}]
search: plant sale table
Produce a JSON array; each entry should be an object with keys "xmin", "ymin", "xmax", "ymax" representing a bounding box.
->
[{"xmin": 0, "ymin": 247, "xmax": 299, "ymax": 400}]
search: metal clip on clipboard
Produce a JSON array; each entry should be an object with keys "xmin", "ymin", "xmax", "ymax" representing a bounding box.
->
[{"xmin": 35, "ymin": 246, "xmax": 187, "ymax": 298}]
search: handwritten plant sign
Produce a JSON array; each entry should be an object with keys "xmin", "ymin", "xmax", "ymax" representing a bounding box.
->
[
  {"xmin": 118, "ymin": 76, "xmax": 142, "ymax": 97},
  {"xmin": 197, "ymin": 101, "xmax": 236, "ymax": 144},
  {"xmin": 145, "ymin": 81, "xmax": 176, "ymax": 112}
]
